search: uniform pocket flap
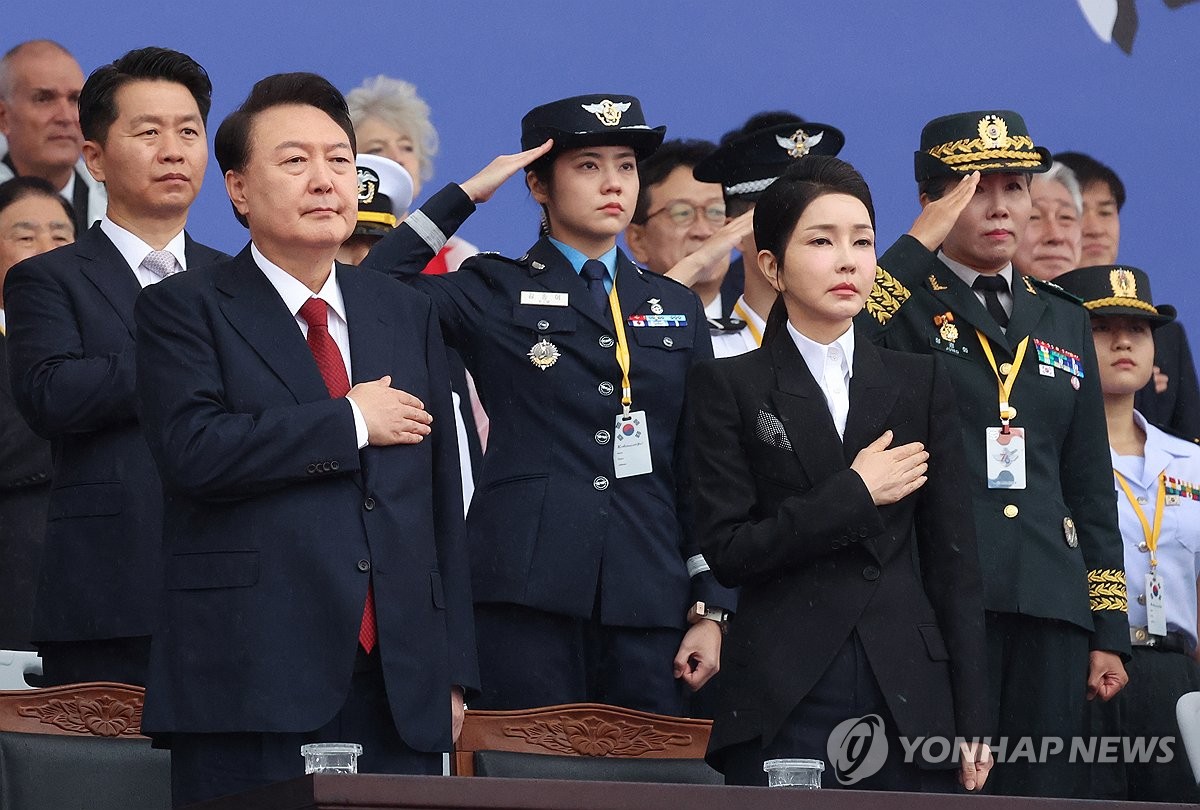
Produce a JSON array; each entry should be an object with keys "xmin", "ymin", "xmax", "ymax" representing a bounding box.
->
[
  {"xmin": 511, "ymin": 305, "xmax": 578, "ymax": 334},
  {"xmin": 632, "ymin": 327, "xmax": 694, "ymax": 351}
]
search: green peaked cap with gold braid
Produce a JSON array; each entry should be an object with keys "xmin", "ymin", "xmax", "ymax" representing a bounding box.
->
[{"xmin": 914, "ymin": 109, "xmax": 1052, "ymax": 182}]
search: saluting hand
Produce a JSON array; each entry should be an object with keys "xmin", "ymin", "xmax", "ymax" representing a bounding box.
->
[
  {"xmin": 347, "ymin": 375, "xmax": 433, "ymax": 446},
  {"xmin": 908, "ymin": 170, "xmax": 981, "ymax": 252},
  {"xmin": 458, "ymin": 139, "xmax": 555, "ymax": 204},
  {"xmin": 664, "ymin": 210, "xmax": 755, "ymax": 288},
  {"xmin": 850, "ymin": 430, "xmax": 929, "ymax": 506}
]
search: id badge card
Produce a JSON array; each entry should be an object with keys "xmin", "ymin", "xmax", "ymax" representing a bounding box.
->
[
  {"xmin": 1145, "ymin": 571, "xmax": 1167, "ymax": 636},
  {"xmin": 613, "ymin": 410, "xmax": 653, "ymax": 479},
  {"xmin": 985, "ymin": 427, "xmax": 1027, "ymax": 489}
]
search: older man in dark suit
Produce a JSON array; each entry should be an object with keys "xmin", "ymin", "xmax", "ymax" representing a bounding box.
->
[
  {"xmin": 3, "ymin": 47, "xmax": 223, "ymax": 684},
  {"xmin": 135, "ymin": 72, "xmax": 477, "ymax": 808}
]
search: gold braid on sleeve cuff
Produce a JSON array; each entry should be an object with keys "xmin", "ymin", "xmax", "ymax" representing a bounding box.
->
[
  {"xmin": 865, "ymin": 267, "xmax": 910, "ymax": 325},
  {"xmin": 1088, "ymin": 568, "xmax": 1127, "ymax": 613}
]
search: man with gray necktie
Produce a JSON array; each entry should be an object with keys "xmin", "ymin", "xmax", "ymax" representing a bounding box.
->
[{"xmin": 3, "ymin": 47, "xmax": 225, "ymax": 685}]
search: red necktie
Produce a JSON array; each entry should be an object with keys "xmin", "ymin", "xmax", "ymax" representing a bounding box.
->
[{"xmin": 298, "ymin": 298, "xmax": 377, "ymax": 653}]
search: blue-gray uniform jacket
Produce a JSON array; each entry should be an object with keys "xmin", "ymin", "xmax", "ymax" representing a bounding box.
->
[
  {"xmin": 365, "ymin": 210, "xmax": 735, "ymax": 628},
  {"xmin": 857, "ymin": 235, "xmax": 1130, "ymax": 657}
]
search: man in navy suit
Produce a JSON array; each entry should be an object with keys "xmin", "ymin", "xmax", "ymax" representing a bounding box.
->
[
  {"xmin": 134, "ymin": 72, "xmax": 477, "ymax": 808},
  {"xmin": 3, "ymin": 47, "xmax": 223, "ymax": 684}
]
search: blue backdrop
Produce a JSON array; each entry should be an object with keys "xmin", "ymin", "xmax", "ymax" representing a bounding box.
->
[{"xmin": 8, "ymin": 0, "xmax": 1198, "ymax": 335}]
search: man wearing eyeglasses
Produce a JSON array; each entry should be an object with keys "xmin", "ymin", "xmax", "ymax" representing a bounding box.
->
[{"xmin": 625, "ymin": 139, "xmax": 751, "ymax": 320}]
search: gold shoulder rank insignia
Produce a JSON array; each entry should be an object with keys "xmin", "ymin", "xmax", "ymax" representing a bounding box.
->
[
  {"xmin": 866, "ymin": 266, "xmax": 911, "ymax": 325},
  {"xmin": 927, "ymin": 274, "xmax": 948, "ymax": 291},
  {"xmin": 1088, "ymin": 568, "xmax": 1127, "ymax": 613}
]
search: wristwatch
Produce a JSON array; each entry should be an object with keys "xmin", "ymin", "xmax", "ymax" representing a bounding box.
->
[{"xmin": 687, "ymin": 600, "xmax": 731, "ymax": 633}]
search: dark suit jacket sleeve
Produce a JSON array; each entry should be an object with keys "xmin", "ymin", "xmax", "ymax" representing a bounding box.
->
[
  {"xmin": 0, "ymin": 337, "xmax": 51, "ymax": 489},
  {"xmin": 135, "ymin": 276, "xmax": 363, "ymax": 501},
  {"xmin": 360, "ymin": 183, "xmax": 476, "ymax": 279},
  {"xmin": 4, "ymin": 257, "xmax": 138, "ymax": 436},
  {"xmin": 688, "ymin": 359, "xmax": 882, "ymax": 588},
  {"xmin": 1169, "ymin": 324, "xmax": 1200, "ymax": 440},
  {"xmin": 675, "ymin": 297, "xmax": 736, "ymax": 609},
  {"xmin": 913, "ymin": 358, "xmax": 989, "ymax": 738},
  {"xmin": 1063, "ymin": 310, "xmax": 1131, "ymax": 657},
  {"xmin": 420, "ymin": 296, "xmax": 481, "ymax": 694}
]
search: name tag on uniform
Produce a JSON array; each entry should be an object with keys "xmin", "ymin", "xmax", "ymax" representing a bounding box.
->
[
  {"xmin": 614, "ymin": 410, "xmax": 653, "ymax": 478},
  {"xmin": 1145, "ymin": 572, "xmax": 1167, "ymax": 636},
  {"xmin": 986, "ymin": 427, "xmax": 1027, "ymax": 489},
  {"xmin": 520, "ymin": 291, "xmax": 569, "ymax": 307}
]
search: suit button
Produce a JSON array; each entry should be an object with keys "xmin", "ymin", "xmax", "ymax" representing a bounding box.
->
[
  {"xmin": 1137, "ymin": 542, "xmax": 1149, "ymax": 552},
  {"xmin": 364, "ymin": 497, "xmax": 376, "ymax": 511},
  {"xmin": 357, "ymin": 559, "xmax": 371, "ymax": 572},
  {"xmin": 537, "ymin": 319, "xmax": 551, "ymax": 331},
  {"xmin": 1003, "ymin": 504, "xmax": 1019, "ymax": 519},
  {"xmin": 593, "ymin": 476, "xmax": 609, "ymax": 491},
  {"xmin": 598, "ymin": 382, "xmax": 614, "ymax": 396},
  {"xmin": 307, "ymin": 464, "xmax": 317, "ymax": 474},
  {"xmin": 863, "ymin": 565, "xmax": 881, "ymax": 581},
  {"xmin": 331, "ymin": 461, "xmax": 340, "ymax": 471},
  {"xmin": 322, "ymin": 461, "xmax": 332, "ymax": 472},
  {"xmin": 599, "ymin": 335, "xmax": 615, "ymax": 348},
  {"xmin": 594, "ymin": 430, "xmax": 611, "ymax": 445},
  {"xmin": 857, "ymin": 527, "xmax": 869, "ymax": 538},
  {"xmin": 662, "ymin": 336, "xmax": 674, "ymax": 348}
]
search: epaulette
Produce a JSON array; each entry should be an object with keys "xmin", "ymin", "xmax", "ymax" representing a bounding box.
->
[
  {"xmin": 864, "ymin": 265, "xmax": 911, "ymax": 325},
  {"xmin": 640, "ymin": 264, "xmax": 695, "ymax": 293},
  {"xmin": 473, "ymin": 251, "xmax": 529, "ymax": 267},
  {"xmin": 708, "ymin": 317, "xmax": 748, "ymax": 334},
  {"xmin": 1025, "ymin": 274, "xmax": 1083, "ymax": 305}
]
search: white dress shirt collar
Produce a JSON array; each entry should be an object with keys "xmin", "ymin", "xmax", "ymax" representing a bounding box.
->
[
  {"xmin": 99, "ymin": 216, "xmax": 188, "ymax": 287},
  {"xmin": 785, "ymin": 320, "xmax": 855, "ymax": 438},
  {"xmin": 938, "ymin": 250, "xmax": 1015, "ymax": 322},
  {"xmin": 250, "ymin": 243, "xmax": 346, "ymax": 323}
]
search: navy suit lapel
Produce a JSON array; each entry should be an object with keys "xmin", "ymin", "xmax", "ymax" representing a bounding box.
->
[
  {"xmin": 1004, "ymin": 272, "xmax": 1048, "ymax": 351},
  {"xmin": 76, "ymin": 224, "xmax": 142, "ymax": 336},
  {"xmin": 215, "ymin": 246, "xmax": 331, "ymax": 405},
  {"xmin": 766, "ymin": 329, "xmax": 846, "ymax": 486},
  {"xmin": 842, "ymin": 328, "xmax": 899, "ymax": 464},
  {"xmin": 340, "ymin": 264, "xmax": 392, "ymax": 386}
]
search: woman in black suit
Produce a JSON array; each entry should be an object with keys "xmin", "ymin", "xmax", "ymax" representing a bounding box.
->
[{"xmin": 687, "ymin": 156, "xmax": 990, "ymax": 790}]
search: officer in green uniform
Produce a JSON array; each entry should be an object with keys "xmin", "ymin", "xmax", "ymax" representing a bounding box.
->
[{"xmin": 857, "ymin": 110, "xmax": 1131, "ymax": 798}]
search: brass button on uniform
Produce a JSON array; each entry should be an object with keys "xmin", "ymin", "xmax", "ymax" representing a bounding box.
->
[
  {"xmin": 537, "ymin": 319, "xmax": 551, "ymax": 331},
  {"xmin": 1137, "ymin": 594, "xmax": 1146, "ymax": 606},
  {"xmin": 999, "ymin": 362, "xmax": 1013, "ymax": 376},
  {"xmin": 598, "ymin": 382, "xmax": 614, "ymax": 396},
  {"xmin": 593, "ymin": 476, "xmax": 609, "ymax": 491},
  {"xmin": 594, "ymin": 430, "xmax": 611, "ymax": 445},
  {"xmin": 599, "ymin": 335, "xmax": 615, "ymax": 348},
  {"xmin": 662, "ymin": 336, "xmax": 674, "ymax": 348},
  {"xmin": 357, "ymin": 560, "xmax": 371, "ymax": 572},
  {"xmin": 364, "ymin": 497, "xmax": 376, "ymax": 511},
  {"xmin": 1003, "ymin": 504, "xmax": 1019, "ymax": 519},
  {"xmin": 1138, "ymin": 542, "xmax": 1149, "ymax": 552}
]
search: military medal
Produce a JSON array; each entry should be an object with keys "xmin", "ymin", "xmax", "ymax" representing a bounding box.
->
[
  {"xmin": 527, "ymin": 339, "xmax": 560, "ymax": 371},
  {"xmin": 934, "ymin": 311, "xmax": 958, "ymax": 343}
]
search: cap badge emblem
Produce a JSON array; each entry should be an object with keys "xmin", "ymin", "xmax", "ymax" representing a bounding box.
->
[
  {"xmin": 581, "ymin": 100, "xmax": 631, "ymax": 127},
  {"xmin": 1110, "ymin": 267, "xmax": 1137, "ymax": 299},
  {"xmin": 978, "ymin": 115, "xmax": 1010, "ymax": 149},
  {"xmin": 775, "ymin": 128, "xmax": 824, "ymax": 159},
  {"xmin": 357, "ymin": 168, "xmax": 379, "ymax": 204}
]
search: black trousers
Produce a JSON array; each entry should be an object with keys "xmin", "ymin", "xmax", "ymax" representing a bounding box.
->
[
  {"xmin": 37, "ymin": 635, "xmax": 151, "ymax": 687},
  {"xmin": 983, "ymin": 611, "xmax": 1090, "ymax": 798},
  {"xmin": 721, "ymin": 633, "xmax": 956, "ymax": 791},
  {"xmin": 168, "ymin": 648, "xmax": 441, "ymax": 808},
  {"xmin": 473, "ymin": 602, "xmax": 684, "ymax": 715},
  {"xmin": 1086, "ymin": 644, "xmax": 1200, "ymax": 802}
]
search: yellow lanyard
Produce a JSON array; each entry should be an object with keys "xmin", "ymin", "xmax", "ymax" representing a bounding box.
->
[
  {"xmin": 975, "ymin": 330, "xmax": 1029, "ymax": 432},
  {"xmin": 604, "ymin": 274, "xmax": 634, "ymax": 415},
  {"xmin": 732, "ymin": 300, "xmax": 763, "ymax": 348},
  {"xmin": 1112, "ymin": 470, "xmax": 1166, "ymax": 570}
]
